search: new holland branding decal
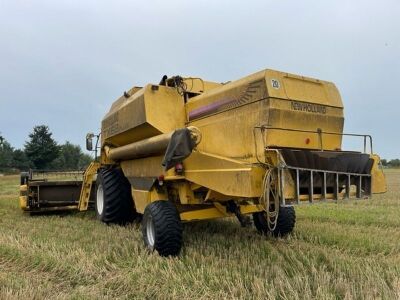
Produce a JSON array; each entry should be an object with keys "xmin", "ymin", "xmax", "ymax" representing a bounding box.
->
[{"xmin": 291, "ymin": 101, "xmax": 326, "ymax": 114}]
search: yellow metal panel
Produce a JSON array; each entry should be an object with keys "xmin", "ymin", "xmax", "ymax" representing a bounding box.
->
[
  {"xmin": 19, "ymin": 184, "xmax": 28, "ymax": 210},
  {"xmin": 187, "ymin": 68, "xmax": 344, "ymax": 160},
  {"xmin": 284, "ymin": 76, "xmax": 332, "ymax": 105},
  {"xmin": 132, "ymin": 189, "xmax": 149, "ymax": 214},
  {"xmin": 183, "ymin": 151, "xmax": 264, "ymax": 198},
  {"xmin": 180, "ymin": 207, "xmax": 228, "ymax": 221},
  {"xmin": 265, "ymin": 97, "xmax": 343, "ymax": 150},
  {"xmin": 189, "ymin": 100, "xmax": 268, "ymax": 162},
  {"xmin": 186, "ymin": 70, "xmax": 266, "ymax": 113},
  {"xmin": 132, "ymin": 188, "xmax": 168, "ymax": 213},
  {"xmin": 101, "ymin": 84, "xmax": 185, "ymax": 148},
  {"xmin": 121, "ymin": 155, "xmax": 164, "ymax": 178},
  {"xmin": 282, "ymin": 169, "xmax": 296, "ymax": 199},
  {"xmin": 371, "ymin": 154, "xmax": 387, "ymax": 193},
  {"xmin": 19, "ymin": 184, "xmax": 28, "ymax": 199},
  {"xmin": 265, "ymin": 69, "xmax": 343, "ymax": 107},
  {"xmin": 204, "ymin": 190, "xmax": 233, "ymax": 201},
  {"xmin": 164, "ymin": 175, "xmax": 185, "ymax": 181},
  {"xmin": 239, "ymin": 204, "xmax": 264, "ymax": 214},
  {"xmin": 180, "ymin": 203, "xmax": 264, "ymax": 221},
  {"xmin": 145, "ymin": 85, "xmax": 186, "ymax": 133},
  {"xmin": 19, "ymin": 196, "xmax": 28, "ymax": 210},
  {"xmin": 177, "ymin": 182, "xmax": 197, "ymax": 204}
]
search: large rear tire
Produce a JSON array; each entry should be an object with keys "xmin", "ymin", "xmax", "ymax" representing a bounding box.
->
[
  {"xmin": 253, "ymin": 206, "xmax": 296, "ymax": 237},
  {"xmin": 142, "ymin": 201, "xmax": 183, "ymax": 256},
  {"xmin": 96, "ymin": 167, "xmax": 137, "ymax": 224}
]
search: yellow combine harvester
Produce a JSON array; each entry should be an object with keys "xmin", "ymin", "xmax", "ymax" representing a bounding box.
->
[{"xmin": 19, "ymin": 68, "xmax": 386, "ymax": 256}]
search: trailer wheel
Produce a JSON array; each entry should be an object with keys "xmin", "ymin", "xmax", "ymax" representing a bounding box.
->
[
  {"xmin": 142, "ymin": 201, "xmax": 183, "ymax": 256},
  {"xmin": 253, "ymin": 206, "xmax": 296, "ymax": 237},
  {"xmin": 96, "ymin": 167, "xmax": 136, "ymax": 224}
]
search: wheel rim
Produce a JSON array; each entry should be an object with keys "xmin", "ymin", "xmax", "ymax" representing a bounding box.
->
[
  {"xmin": 96, "ymin": 184, "xmax": 104, "ymax": 215},
  {"xmin": 146, "ymin": 216, "xmax": 155, "ymax": 249}
]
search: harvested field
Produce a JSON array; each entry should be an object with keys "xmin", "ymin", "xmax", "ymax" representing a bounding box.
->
[{"xmin": 0, "ymin": 170, "xmax": 399, "ymax": 299}]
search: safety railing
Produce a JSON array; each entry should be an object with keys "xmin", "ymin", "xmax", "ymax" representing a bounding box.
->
[
  {"xmin": 28, "ymin": 169, "xmax": 85, "ymax": 182},
  {"xmin": 279, "ymin": 166, "xmax": 372, "ymax": 206}
]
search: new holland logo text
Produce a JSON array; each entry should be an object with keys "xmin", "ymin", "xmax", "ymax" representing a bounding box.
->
[{"xmin": 291, "ymin": 101, "xmax": 326, "ymax": 114}]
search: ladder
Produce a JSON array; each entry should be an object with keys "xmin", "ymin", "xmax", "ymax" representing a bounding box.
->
[{"xmin": 78, "ymin": 162, "xmax": 101, "ymax": 211}]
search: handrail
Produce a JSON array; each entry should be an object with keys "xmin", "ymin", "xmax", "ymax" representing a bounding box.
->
[
  {"xmin": 28, "ymin": 169, "xmax": 85, "ymax": 181},
  {"xmin": 254, "ymin": 125, "xmax": 373, "ymax": 154}
]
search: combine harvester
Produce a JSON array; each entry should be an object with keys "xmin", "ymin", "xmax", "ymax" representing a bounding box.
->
[{"xmin": 19, "ymin": 69, "xmax": 386, "ymax": 256}]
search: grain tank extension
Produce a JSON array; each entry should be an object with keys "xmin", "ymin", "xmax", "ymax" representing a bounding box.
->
[{"xmin": 19, "ymin": 69, "xmax": 386, "ymax": 256}]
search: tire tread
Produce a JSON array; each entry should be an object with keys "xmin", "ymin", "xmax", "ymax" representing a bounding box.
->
[
  {"xmin": 96, "ymin": 167, "xmax": 136, "ymax": 224},
  {"xmin": 142, "ymin": 201, "xmax": 183, "ymax": 256}
]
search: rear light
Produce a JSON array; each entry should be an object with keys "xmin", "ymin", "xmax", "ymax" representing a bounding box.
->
[
  {"xmin": 175, "ymin": 163, "xmax": 183, "ymax": 174},
  {"xmin": 158, "ymin": 175, "xmax": 164, "ymax": 186}
]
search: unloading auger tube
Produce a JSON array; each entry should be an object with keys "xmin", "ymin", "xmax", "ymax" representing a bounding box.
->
[{"xmin": 104, "ymin": 126, "xmax": 202, "ymax": 161}]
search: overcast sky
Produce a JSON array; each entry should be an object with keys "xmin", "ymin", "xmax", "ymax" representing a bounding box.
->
[{"xmin": 0, "ymin": 0, "xmax": 399, "ymax": 159}]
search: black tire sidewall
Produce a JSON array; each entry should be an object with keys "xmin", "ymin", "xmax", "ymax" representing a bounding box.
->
[
  {"xmin": 142, "ymin": 201, "xmax": 183, "ymax": 256},
  {"xmin": 95, "ymin": 167, "xmax": 136, "ymax": 224}
]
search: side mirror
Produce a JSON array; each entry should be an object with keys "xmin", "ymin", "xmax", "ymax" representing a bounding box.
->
[{"xmin": 86, "ymin": 133, "xmax": 94, "ymax": 151}]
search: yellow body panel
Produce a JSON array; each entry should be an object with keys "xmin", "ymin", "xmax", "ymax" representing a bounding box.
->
[
  {"xmin": 101, "ymin": 85, "xmax": 186, "ymax": 150},
  {"xmin": 19, "ymin": 185, "xmax": 28, "ymax": 210},
  {"xmin": 19, "ymin": 196, "xmax": 28, "ymax": 210},
  {"xmin": 179, "ymin": 204, "xmax": 264, "ymax": 222},
  {"xmin": 131, "ymin": 188, "xmax": 168, "ymax": 214},
  {"xmin": 183, "ymin": 151, "xmax": 264, "ymax": 197},
  {"xmin": 371, "ymin": 154, "xmax": 387, "ymax": 193},
  {"xmin": 180, "ymin": 207, "xmax": 227, "ymax": 221},
  {"xmin": 186, "ymin": 69, "xmax": 344, "ymax": 163}
]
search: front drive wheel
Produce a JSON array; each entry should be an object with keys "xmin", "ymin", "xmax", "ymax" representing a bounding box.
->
[
  {"xmin": 96, "ymin": 167, "xmax": 137, "ymax": 224},
  {"xmin": 142, "ymin": 201, "xmax": 183, "ymax": 256},
  {"xmin": 253, "ymin": 206, "xmax": 296, "ymax": 237}
]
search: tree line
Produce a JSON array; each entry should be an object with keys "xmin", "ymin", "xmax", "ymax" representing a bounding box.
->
[
  {"xmin": 0, "ymin": 125, "xmax": 92, "ymax": 173},
  {"xmin": 381, "ymin": 159, "xmax": 400, "ymax": 168}
]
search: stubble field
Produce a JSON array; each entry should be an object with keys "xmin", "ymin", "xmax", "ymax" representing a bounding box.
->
[{"xmin": 0, "ymin": 170, "xmax": 399, "ymax": 299}]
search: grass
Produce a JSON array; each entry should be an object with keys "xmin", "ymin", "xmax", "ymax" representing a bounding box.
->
[{"xmin": 0, "ymin": 171, "xmax": 399, "ymax": 299}]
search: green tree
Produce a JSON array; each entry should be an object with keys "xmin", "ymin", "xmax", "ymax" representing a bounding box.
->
[
  {"xmin": 78, "ymin": 153, "xmax": 93, "ymax": 169},
  {"xmin": 51, "ymin": 142, "xmax": 93, "ymax": 170},
  {"xmin": 0, "ymin": 136, "xmax": 14, "ymax": 170},
  {"xmin": 381, "ymin": 159, "xmax": 387, "ymax": 167},
  {"xmin": 388, "ymin": 159, "xmax": 400, "ymax": 168},
  {"xmin": 12, "ymin": 149, "xmax": 30, "ymax": 170},
  {"xmin": 25, "ymin": 125, "xmax": 59, "ymax": 170}
]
